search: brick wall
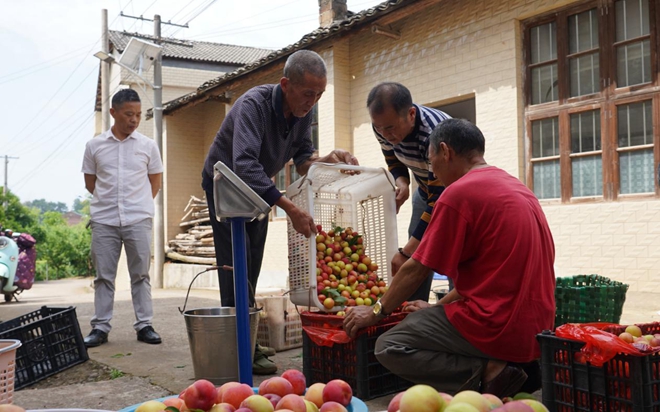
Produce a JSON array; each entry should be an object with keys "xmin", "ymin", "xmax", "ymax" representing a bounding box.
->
[{"xmin": 161, "ymin": 0, "xmax": 660, "ymax": 291}]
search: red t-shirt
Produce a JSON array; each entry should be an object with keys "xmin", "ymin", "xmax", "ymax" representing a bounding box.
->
[{"xmin": 413, "ymin": 166, "xmax": 555, "ymax": 362}]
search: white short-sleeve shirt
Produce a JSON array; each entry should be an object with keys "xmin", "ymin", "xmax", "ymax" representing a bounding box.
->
[{"xmin": 82, "ymin": 129, "xmax": 164, "ymax": 226}]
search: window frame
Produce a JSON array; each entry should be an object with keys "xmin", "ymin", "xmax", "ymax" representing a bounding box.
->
[{"xmin": 523, "ymin": 0, "xmax": 660, "ymax": 203}]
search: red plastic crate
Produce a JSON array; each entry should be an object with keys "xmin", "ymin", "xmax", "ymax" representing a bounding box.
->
[
  {"xmin": 538, "ymin": 322, "xmax": 660, "ymax": 412},
  {"xmin": 301, "ymin": 311, "xmax": 411, "ymax": 400}
]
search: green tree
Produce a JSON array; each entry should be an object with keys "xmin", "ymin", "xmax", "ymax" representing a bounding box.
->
[
  {"xmin": 73, "ymin": 195, "xmax": 91, "ymax": 217},
  {"xmin": 24, "ymin": 198, "xmax": 69, "ymax": 214},
  {"xmin": 37, "ymin": 211, "xmax": 92, "ymax": 279},
  {"xmin": 0, "ymin": 189, "xmax": 92, "ymax": 281}
]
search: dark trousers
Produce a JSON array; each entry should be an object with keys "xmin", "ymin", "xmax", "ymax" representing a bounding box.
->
[
  {"xmin": 206, "ymin": 191, "xmax": 269, "ymax": 307},
  {"xmin": 375, "ymin": 305, "xmax": 491, "ymax": 394}
]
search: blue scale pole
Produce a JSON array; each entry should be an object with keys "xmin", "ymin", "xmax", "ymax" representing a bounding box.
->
[{"xmin": 230, "ymin": 217, "xmax": 253, "ymax": 386}]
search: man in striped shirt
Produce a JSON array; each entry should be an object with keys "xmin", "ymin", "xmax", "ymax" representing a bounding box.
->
[{"xmin": 368, "ymin": 82, "xmax": 451, "ymax": 302}]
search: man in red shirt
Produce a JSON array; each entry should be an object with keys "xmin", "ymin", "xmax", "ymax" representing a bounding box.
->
[{"xmin": 343, "ymin": 119, "xmax": 555, "ymax": 397}]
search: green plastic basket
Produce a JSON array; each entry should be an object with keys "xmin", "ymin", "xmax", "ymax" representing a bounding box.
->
[{"xmin": 554, "ymin": 274, "xmax": 629, "ymax": 327}]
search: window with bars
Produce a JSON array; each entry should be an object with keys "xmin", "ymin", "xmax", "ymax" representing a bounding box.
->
[
  {"xmin": 271, "ymin": 104, "xmax": 319, "ymax": 219},
  {"xmin": 525, "ymin": 0, "xmax": 659, "ymax": 202}
]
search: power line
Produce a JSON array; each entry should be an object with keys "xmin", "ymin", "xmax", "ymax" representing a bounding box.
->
[
  {"xmin": 165, "ymin": 0, "xmax": 218, "ymax": 37},
  {"xmin": 0, "ymin": 43, "xmax": 96, "ymax": 82},
  {"xmin": 12, "ymin": 77, "xmax": 124, "ymax": 191},
  {"xmin": 8, "ymin": 64, "xmax": 99, "ymax": 156}
]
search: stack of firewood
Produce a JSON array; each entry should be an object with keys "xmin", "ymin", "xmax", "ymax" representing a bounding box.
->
[{"xmin": 166, "ymin": 195, "xmax": 216, "ymax": 264}]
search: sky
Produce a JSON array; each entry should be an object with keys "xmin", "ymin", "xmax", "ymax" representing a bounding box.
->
[{"xmin": 0, "ymin": 0, "xmax": 382, "ymax": 209}]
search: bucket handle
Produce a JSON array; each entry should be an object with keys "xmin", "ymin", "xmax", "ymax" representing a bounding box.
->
[{"xmin": 178, "ymin": 265, "xmax": 262, "ymax": 314}]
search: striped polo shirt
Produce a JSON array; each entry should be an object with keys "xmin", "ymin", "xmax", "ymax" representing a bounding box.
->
[
  {"xmin": 202, "ymin": 84, "xmax": 316, "ymax": 206},
  {"xmin": 374, "ymin": 104, "xmax": 451, "ymax": 240}
]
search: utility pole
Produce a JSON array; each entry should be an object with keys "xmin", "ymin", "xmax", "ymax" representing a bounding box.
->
[
  {"xmin": 101, "ymin": 9, "xmax": 110, "ymax": 131},
  {"xmin": 153, "ymin": 14, "xmax": 165, "ymax": 289},
  {"xmin": 2, "ymin": 155, "xmax": 19, "ymax": 209}
]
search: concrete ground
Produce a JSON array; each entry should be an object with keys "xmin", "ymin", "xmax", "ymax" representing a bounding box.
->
[{"xmin": 2, "ymin": 277, "xmax": 659, "ymax": 411}]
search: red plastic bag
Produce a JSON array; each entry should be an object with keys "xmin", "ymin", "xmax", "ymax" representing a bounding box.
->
[
  {"xmin": 301, "ymin": 311, "xmax": 406, "ymax": 347},
  {"xmin": 555, "ymin": 323, "xmax": 660, "ymax": 366}
]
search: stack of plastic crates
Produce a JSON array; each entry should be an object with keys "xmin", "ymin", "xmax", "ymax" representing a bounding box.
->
[{"xmin": 286, "ymin": 164, "xmax": 398, "ymax": 312}]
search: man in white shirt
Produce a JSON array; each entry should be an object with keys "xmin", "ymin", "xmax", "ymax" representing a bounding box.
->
[{"xmin": 81, "ymin": 89, "xmax": 164, "ymax": 347}]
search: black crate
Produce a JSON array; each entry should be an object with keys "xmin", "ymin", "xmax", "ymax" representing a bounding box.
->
[
  {"xmin": 0, "ymin": 306, "xmax": 88, "ymax": 389},
  {"xmin": 301, "ymin": 312, "xmax": 412, "ymax": 401},
  {"xmin": 538, "ymin": 328, "xmax": 660, "ymax": 412}
]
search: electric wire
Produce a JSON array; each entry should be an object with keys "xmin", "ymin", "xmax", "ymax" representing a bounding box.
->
[
  {"xmin": 12, "ymin": 79, "xmax": 125, "ymax": 191},
  {"xmin": 165, "ymin": 0, "xmax": 217, "ymax": 37},
  {"xmin": 0, "ymin": 43, "xmax": 96, "ymax": 83}
]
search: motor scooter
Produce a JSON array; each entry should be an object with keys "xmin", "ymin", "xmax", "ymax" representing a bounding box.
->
[{"xmin": 0, "ymin": 229, "xmax": 36, "ymax": 303}]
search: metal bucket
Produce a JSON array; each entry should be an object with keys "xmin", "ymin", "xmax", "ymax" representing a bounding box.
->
[{"xmin": 183, "ymin": 306, "xmax": 260, "ymax": 385}]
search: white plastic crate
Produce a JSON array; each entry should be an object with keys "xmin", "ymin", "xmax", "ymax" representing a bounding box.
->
[
  {"xmin": 286, "ymin": 163, "xmax": 398, "ymax": 311},
  {"xmin": 256, "ymin": 296, "xmax": 303, "ymax": 351}
]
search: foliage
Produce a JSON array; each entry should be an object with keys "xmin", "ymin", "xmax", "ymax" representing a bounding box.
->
[
  {"xmin": 0, "ymin": 189, "xmax": 92, "ymax": 281},
  {"xmin": 110, "ymin": 368, "xmax": 124, "ymax": 379},
  {"xmin": 24, "ymin": 198, "xmax": 69, "ymax": 214},
  {"xmin": 35, "ymin": 211, "xmax": 92, "ymax": 280},
  {"xmin": 73, "ymin": 196, "xmax": 91, "ymax": 215}
]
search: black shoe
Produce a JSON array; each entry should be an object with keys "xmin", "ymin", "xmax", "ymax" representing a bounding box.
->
[
  {"xmin": 519, "ymin": 360, "xmax": 542, "ymax": 394},
  {"xmin": 137, "ymin": 326, "xmax": 162, "ymax": 344},
  {"xmin": 84, "ymin": 329, "xmax": 108, "ymax": 348}
]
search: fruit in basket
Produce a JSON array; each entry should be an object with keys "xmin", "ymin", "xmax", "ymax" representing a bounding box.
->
[
  {"xmin": 322, "ymin": 379, "xmax": 352, "ymax": 407},
  {"xmin": 492, "ymin": 401, "xmax": 535, "ymax": 411},
  {"xmin": 0, "ymin": 407, "xmax": 25, "ymax": 412},
  {"xmin": 304, "ymin": 399, "xmax": 320, "ymax": 412},
  {"xmin": 135, "ymin": 400, "xmax": 168, "ymax": 412},
  {"xmin": 387, "ymin": 391, "xmax": 404, "ymax": 412},
  {"xmin": 262, "ymin": 394, "xmax": 281, "ymax": 409},
  {"xmin": 209, "ymin": 403, "xmax": 237, "ymax": 412},
  {"xmin": 399, "ymin": 384, "xmax": 446, "ymax": 412},
  {"xmin": 223, "ymin": 383, "xmax": 256, "ymax": 409},
  {"xmin": 323, "ymin": 298, "xmax": 335, "ymax": 309},
  {"xmin": 439, "ymin": 392, "xmax": 454, "ymax": 404},
  {"xmin": 276, "ymin": 394, "xmax": 307, "ymax": 412},
  {"xmin": 517, "ymin": 399, "xmax": 549, "ymax": 412},
  {"xmin": 445, "ymin": 403, "xmax": 480, "ymax": 412},
  {"xmin": 259, "ymin": 377, "xmax": 295, "ymax": 397},
  {"xmin": 625, "ymin": 325, "xmax": 642, "ymax": 338},
  {"xmin": 240, "ymin": 394, "xmax": 275, "ymax": 412},
  {"xmin": 318, "ymin": 401, "xmax": 348, "ymax": 412},
  {"xmin": 180, "ymin": 379, "xmax": 218, "ymax": 411},
  {"xmin": 451, "ymin": 390, "xmax": 490, "ymax": 411},
  {"xmin": 304, "ymin": 383, "xmax": 326, "ymax": 408},
  {"xmin": 483, "ymin": 393, "xmax": 504, "ymax": 408},
  {"xmin": 163, "ymin": 397, "xmax": 189, "ymax": 411},
  {"xmin": 281, "ymin": 369, "xmax": 307, "ymax": 396},
  {"xmin": 619, "ymin": 332, "xmax": 634, "ymax": 343}
]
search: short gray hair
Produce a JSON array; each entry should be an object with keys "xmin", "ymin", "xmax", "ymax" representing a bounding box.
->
[
  {"xmin": 429, "ymin": 118, "xmax": 485, "ymax": 157},
  {"xmin": 283, "ymin": 50, "xmax": 327, "ymax": 84}
]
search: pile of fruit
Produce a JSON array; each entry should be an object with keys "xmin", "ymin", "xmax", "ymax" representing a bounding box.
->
[
  {"xmin": 315, "ymin": 225, "xmax": 387, "ymax": 313},
  {"xmin": 134, "ymin": 370, "xmax": 353, "ymax": 412},
  {"xmin": 388, "ymin": 385, "xmax": 548, "ymax": 412},
  {"xmin": 618, "ymin": 324, "xmax": 660, "ymax": 348}
]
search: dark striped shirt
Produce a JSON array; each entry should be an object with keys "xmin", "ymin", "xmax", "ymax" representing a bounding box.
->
[
  {"xmin": 374, "ymin": 104, "xmax": 451, "ymax": 240},
  {"xmin": 202, "ymin": 84, "xmax": 316, "ymax": 205}
]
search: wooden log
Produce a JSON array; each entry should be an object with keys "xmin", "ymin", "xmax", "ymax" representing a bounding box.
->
[
  {"xmin": 194, "ymin": 230, "xmax": 214, "ymax": 239},
  {"xmin": 167, "ymin": 251, "xmax": 216, "ymax": 265},
  {"xmin": 180, "ymin": 217, "xmax": 211, "ymax": 227}
]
